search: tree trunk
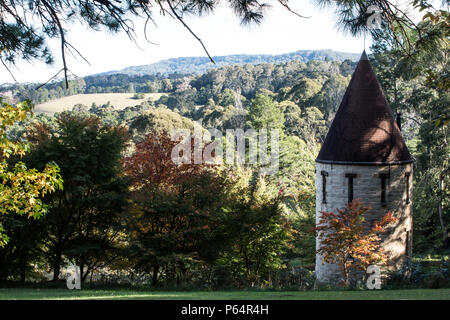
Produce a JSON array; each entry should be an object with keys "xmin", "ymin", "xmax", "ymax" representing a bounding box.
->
[
  {"xmin": 19, "ymin": 249, "xmax": 27, "ymax": 283},
  {"xmin": 0, "ymin": 253, "xmax": 7, "ymax": 283},
  {"xmin": 52, "ymin": 247, "xmax": 62, "ymax": 281},
  {"xmin": 19, "ymin": 264, "xmax": 26, "ymax": 283},
  {"xmin": 439, "ymin": 173, "xmax": 446, "ymax": 240},
  {"xmin": 152, "ymin": 265, "xmax": 159, "ymax": 286},
  {"xmin": 80, "ymin": 263, "xmax": 85, "ymax": 282},
  {"xmin": 343, "ymin": 261, "xmax": 349, "ymax": 287}
]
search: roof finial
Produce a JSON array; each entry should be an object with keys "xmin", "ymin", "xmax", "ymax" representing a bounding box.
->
[
  {"xmin": 360, "ymin": 50, "xmax": 368, "ymax": 61},
  {"xmin": 364, "ymin": 32, "xmax": 366, "ymax": 51}
]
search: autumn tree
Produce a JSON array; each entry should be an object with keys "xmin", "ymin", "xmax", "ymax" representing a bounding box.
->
[
  {"xmin": 0, "ymin": 98, "xmax": 62, "ymax": 247},
  {"xmin": 122, "ymin": 130, "xmax": 225, "ymax": 286},
  {"xmin": 315, "ymin": 199, "xmax": 397, "ymax": 286}
]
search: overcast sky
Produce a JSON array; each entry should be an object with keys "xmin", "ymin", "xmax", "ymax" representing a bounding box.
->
[{"xmin": 0, "ymin": 2, "xmax": 371, "ymax": 85}]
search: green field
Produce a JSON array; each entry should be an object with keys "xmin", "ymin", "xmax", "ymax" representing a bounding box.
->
[
  {"xmin": 1, "ymin": 288, "xmax": 449, "ymax": 300},
  {"xmin": 35, "ymin": 93, "xmax": 166, "ymax": 114}
]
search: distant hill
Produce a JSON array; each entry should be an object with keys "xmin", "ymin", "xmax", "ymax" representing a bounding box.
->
[
  {"xmin": 1, "ymin": 49, "xmax": 359, "ymax": 106},
  {"xmin": 98, "ymin": 49, "xmax": 360, "ymax": 77}
]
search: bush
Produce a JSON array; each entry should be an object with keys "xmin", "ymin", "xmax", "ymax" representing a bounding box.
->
[
  {"xmin": 274, "ymin": 267, "xmax": 315, "ymax": 290},
  {"xmin": 385, "ymin": 258, "xmax": 450, "ymax": 289},
  {"xmin": 132, "ymin": 93, "xmax": 145, "ymax": 99},
  {"xmin": 423, "ymin": 272, "xmax": 450, "ymax": 289}
]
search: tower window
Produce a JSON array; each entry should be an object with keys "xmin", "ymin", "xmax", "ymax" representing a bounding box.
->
[
  {"xmin": 405, "ymin": 172, "xmax": 411, "ymax": 204},
  {"xmin": 321, "ymin": 171, "xmax": 328, "ymax": 203},
  {"xmin": 406, "ymin": 229, "xmax": 410, "ymax": 258},
  {"xmin": 379, "ymin": 173, "xmax": 389, "ymax": 205},
  {"xmin": 345, "ymin": 173, "xmax": 357, "ymax": 203}
]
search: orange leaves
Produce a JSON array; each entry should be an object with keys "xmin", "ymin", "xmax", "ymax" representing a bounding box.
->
[
  {"xmin": 313, "ymin": 200, "xmax": 397, "ymax": 281},
  {"xmin": 371, "ymin": 211, "xmax": 397, "ymax": 233},
  {"xmin": 123, "ymin": 130, "xmax": 217, "ymax": 190}
]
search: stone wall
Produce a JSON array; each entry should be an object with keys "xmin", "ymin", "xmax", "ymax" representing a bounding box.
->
[{"xmin": 315, "ymin": 162, "xmax": 413, "ymax": 284}]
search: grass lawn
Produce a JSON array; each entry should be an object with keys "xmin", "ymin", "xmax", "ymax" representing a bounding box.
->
[
  {"xmin": 35, "ymin": 93, "xmax": 166, "ymax": 114},
  {"xmin": 0, "ymin": 288, "xmax": 449, "ymax": 300}
]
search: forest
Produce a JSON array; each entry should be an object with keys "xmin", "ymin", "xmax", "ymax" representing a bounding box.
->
[
  {"xmin": 0, "ymin": 36, "xmax": 448, "ymax": 289},
  {"xmin": 0, "ymin": 0, "xmax": 448, "ymax": 292},
  {"xmin": 0, "ymin": 49, "xmax": 358, "ymax": 105}
]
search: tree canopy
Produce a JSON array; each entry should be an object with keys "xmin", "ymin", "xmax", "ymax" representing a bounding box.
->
[{"xmin": 0, "ymin": 99, "xmax": 62, "ymax": 247}]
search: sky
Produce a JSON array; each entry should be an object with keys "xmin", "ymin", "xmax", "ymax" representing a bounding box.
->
[{"xmin": 0, "ymin": 2, "xmax": 372, "ymax": 85}]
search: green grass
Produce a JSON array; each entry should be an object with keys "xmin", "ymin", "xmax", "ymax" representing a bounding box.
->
[
  {"xmin": 0, "ymin": 288, "xmax": 449, "ymax": 300},
  {"xmin": 35, "ymin": 93, "xmax": 166, "ymax": 114}
]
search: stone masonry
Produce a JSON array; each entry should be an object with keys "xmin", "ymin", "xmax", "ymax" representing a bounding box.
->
[{"xmin": 315, "ymin": 162, "xmax": 413, "ymax": 284}]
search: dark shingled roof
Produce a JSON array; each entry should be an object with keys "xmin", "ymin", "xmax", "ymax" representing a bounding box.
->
[{"xmin": 316, "ymin": 51, "xmax": 413, "ymax": 165}]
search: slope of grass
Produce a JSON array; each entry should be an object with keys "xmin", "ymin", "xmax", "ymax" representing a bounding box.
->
[
  {"xmin": 35, "ymin": 93, "xmax": 165, "ymax": 114},
  {"xmin": 1, "ymin": 288, "xmax": 449, "ymax": 300}
]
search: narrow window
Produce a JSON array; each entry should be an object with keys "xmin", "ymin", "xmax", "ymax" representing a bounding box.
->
[
  {"xmin": 321, "ymin": 171, "xmax": 328, "ymax": 203},
  {"xmin": 345, "ymin": 173, "xmax": 357, "ymax": 203},
  {"xmin": 405, "ymin": 172, "xmax": 411, "ymax": 204},
  {"xmin": 379, "ymin": 173, "xmax": 389, "ymax": 205},
  {"xmin": 405, "ymin": 230, "xmax": 410, "ymax": 257}
]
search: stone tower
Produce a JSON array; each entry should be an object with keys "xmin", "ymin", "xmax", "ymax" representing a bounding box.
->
[{"xmin": 315, "ymin": 51, "xmax": 413, "ymax": 284}]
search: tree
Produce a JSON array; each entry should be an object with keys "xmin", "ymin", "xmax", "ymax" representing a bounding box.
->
[
  {"xmin": 248, "ymin": 94, "xmax": 284, "ymax": 130},
  {"xmin": 300, "ymin": 106, "xmax": 327, "ymax": 143},
  {"xmin": 122, "ymin": 130, "xmax": 224, "ymax": 286},
  {"xmin": 128, "ymin": 83, "xmax": 136, "ymax": 94},
  {"xmin": 25, "ymin": 112, "xmax": 130, "ymax": 281},
  {"xmin": 316, "ymin": 0, "xmax": 448, "ymax": 57},
  {"xmin": 314, "ymin": 199, "xmax": 397, "ymax": 286},
  {"xmin": 274, "ymin": 134, "xmax": 319, "ymax": 266},
  {"xmin": 128, "ymin": 107, "xmax": 198, "ymax": 141},
  {"xmin": 147, "ymin": 80, "xmax": 160, "ymax": 93},
  {"xmin": 312, "ymin": 74, "xmax": 349, "ymax": 122},
  {"xmin": 216, "ymin": 88, "xmax": 237, "ymax": 107},
  {"xmin": 0, "ymin": 207, "xmax": 48, "ymax": 282},
  {"xmin": 288, "ymin": 78, "xmax": 323, "ymax": 106},
  {"xmin": 216, "ymin": 167, "xmax": 292, "ymax": 288},
  {"xmin": 0, "ymin": 98, "xmax": 62, "ymax": 247},
  {"xmin": 279, "ymin": 100, "xmax": 302, "ymax": 136}
]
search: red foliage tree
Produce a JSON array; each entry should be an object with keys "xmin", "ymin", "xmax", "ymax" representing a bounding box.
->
[
  {"xmin": 123, "ymin": 130, "xmax": 218, "ymax": 187},
  {"xmin": 122, "ymin": 130, "xmax": 223, "ymax": 285},
  {"xmin": 314, "ymin": 199, "xmax": 397, "ymax": 286}
]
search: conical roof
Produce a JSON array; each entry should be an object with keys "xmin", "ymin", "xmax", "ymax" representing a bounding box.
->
[{"xmin": 316, "ymin": 51, "xmax": 413, "ymax": 165}]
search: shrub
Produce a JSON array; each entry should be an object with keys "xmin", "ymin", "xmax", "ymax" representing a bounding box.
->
[{"xmin": 132, "ymin": 93, "xmax": 145, "ymax": 99}]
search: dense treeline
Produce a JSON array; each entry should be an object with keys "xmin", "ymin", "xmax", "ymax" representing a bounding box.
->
[
  {"xmin": 0, "ymin": 59, "xmax": 355, "ymax": 119},
  {"xmin": 0, "ymin": 73, "xmax": 186, "ymax": 105},
  {"xmin": 154, "ymin": 59, "xmax": 354, "ymax": 126},
  {"xmin": 112, "ymin": 49, "xmax": 359, "ymax": 76}
]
